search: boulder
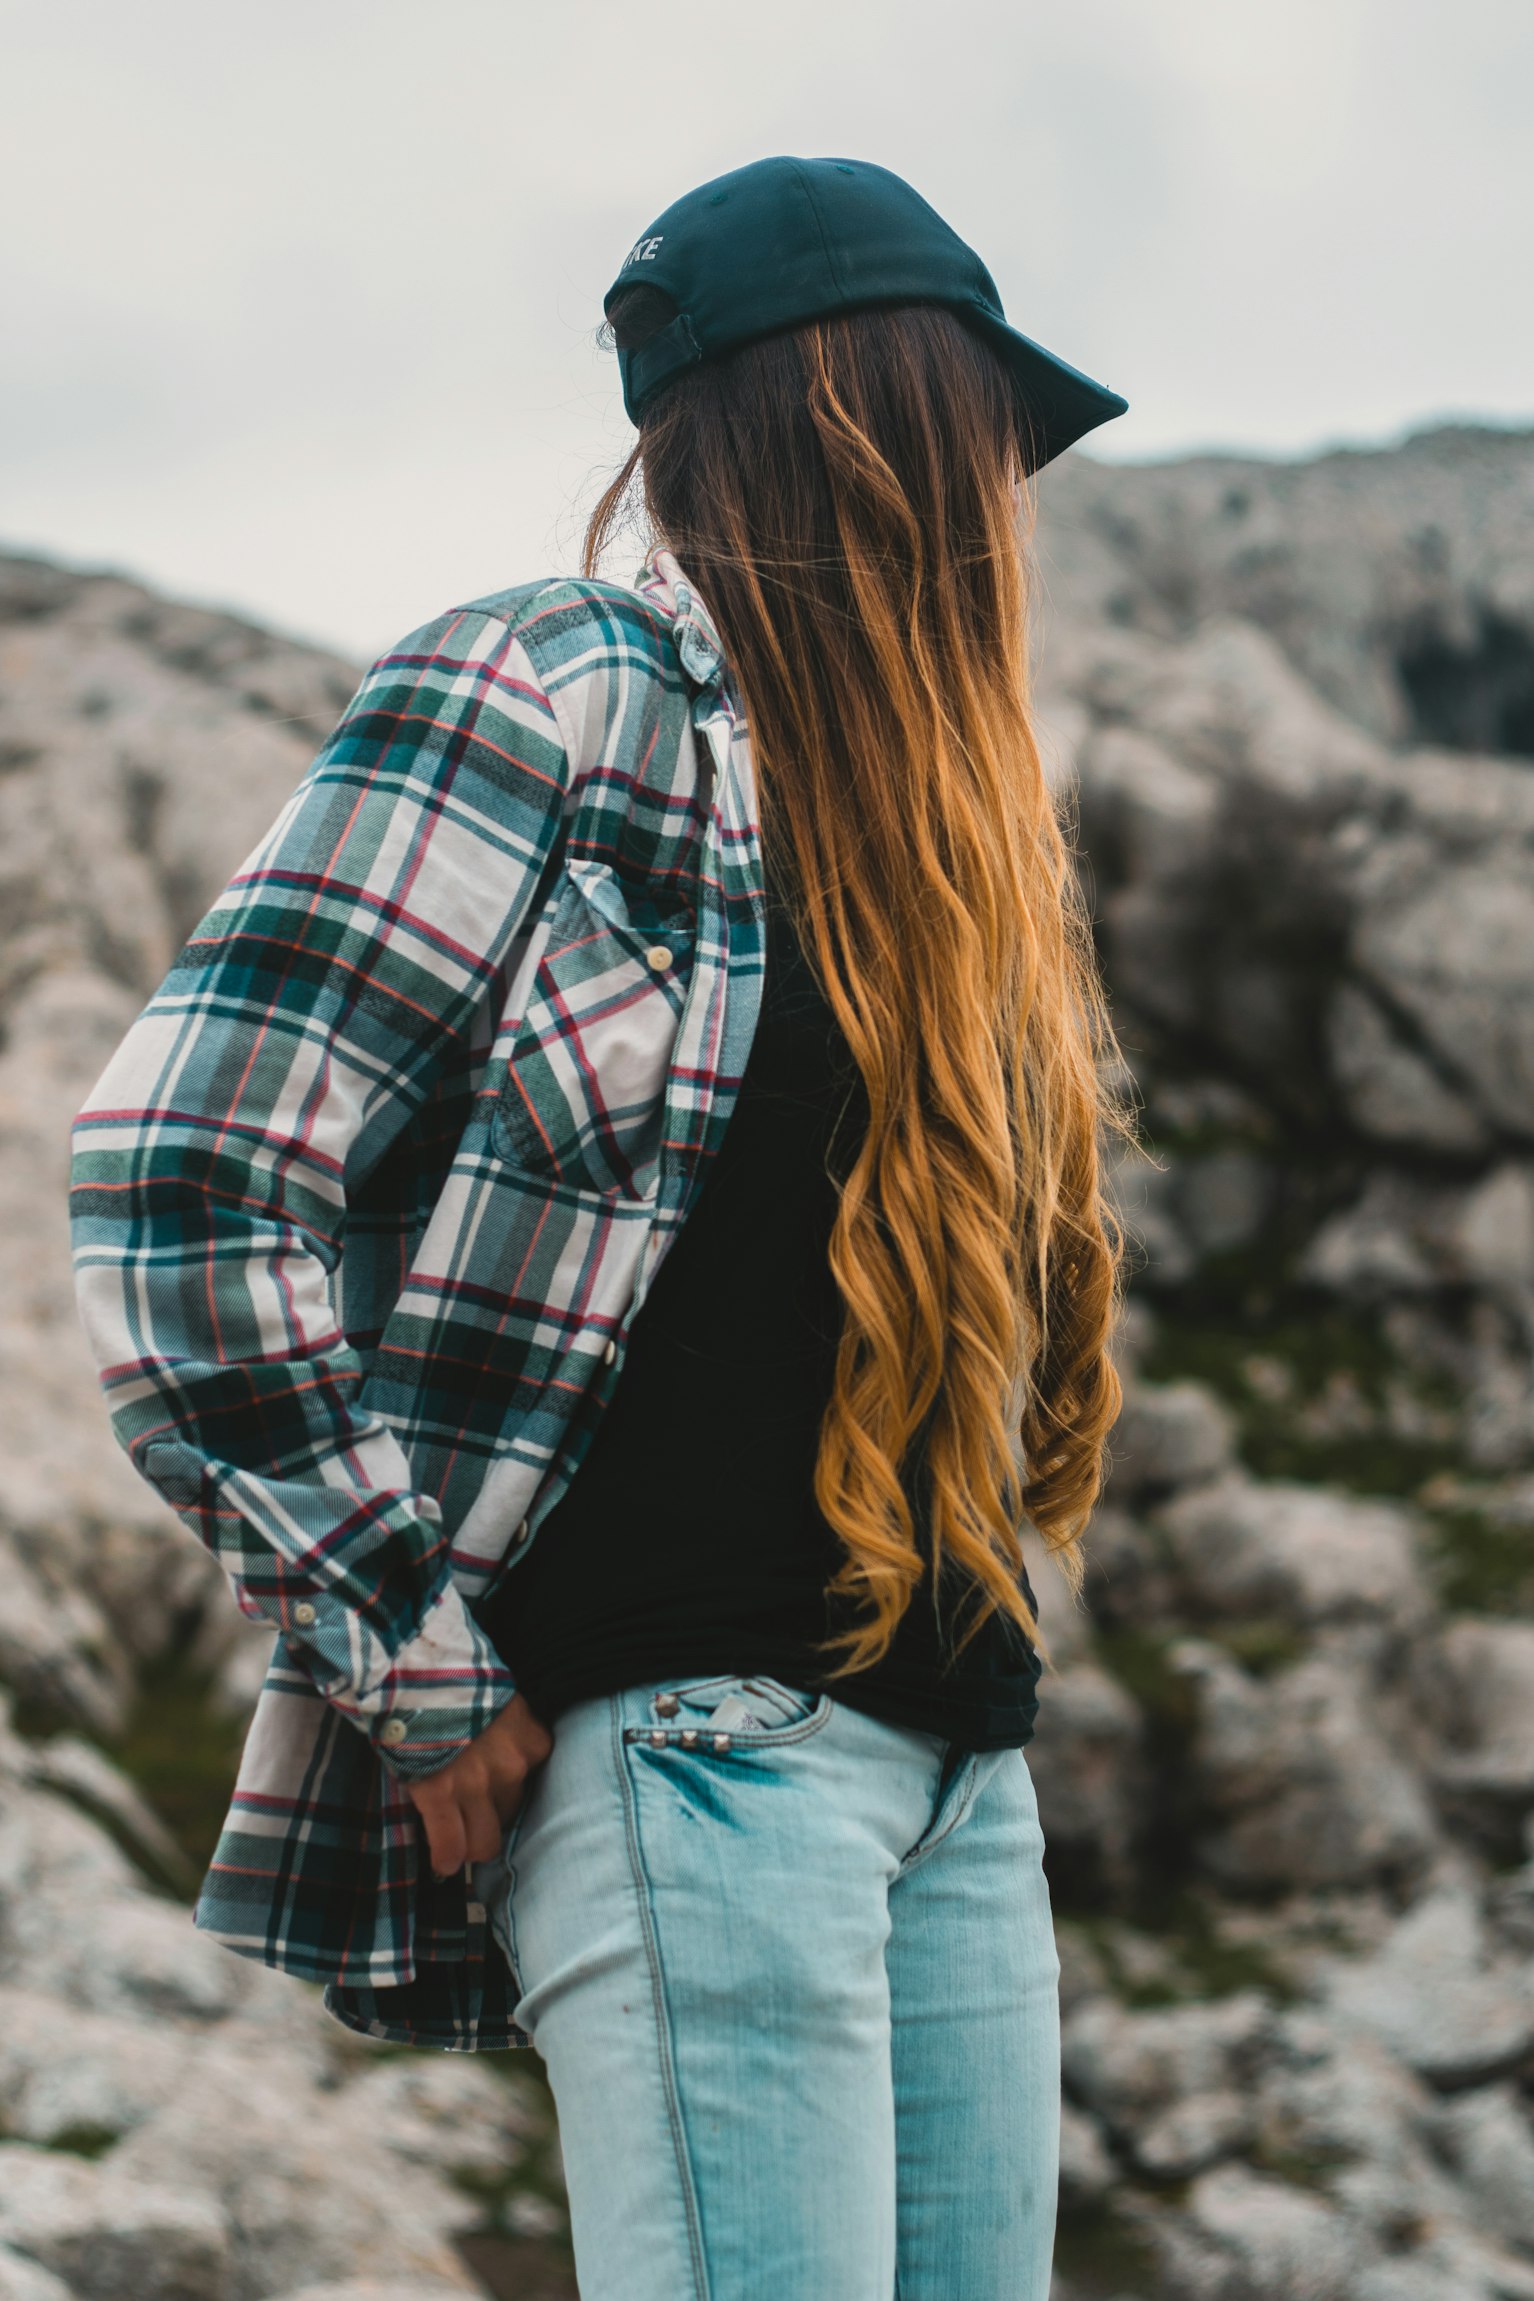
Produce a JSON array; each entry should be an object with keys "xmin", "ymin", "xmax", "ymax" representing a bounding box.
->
[
  {"xmin": 1061, "ymin": 1991, "xmax": 1273, "ymax": 2177},
  {"xmin": 1301, "ymin": 1176, "xmax": 1444, "ymax": 1301},
  {"xmin": 0, "ymin": 1987, "xmax": 186, "ymax": 2149},
  {"xmin": 1056, "ymin": 2102, "xmax": 1114, "ymax": 2206},
  {"xmin": 332, "ymin": 2054, "xmax": 539, "ymax": 2185},
  {"xmin": 1105, "ymin": 1381, "xmax": 1237, "ymax": 1506},
  {"xmin": 0, "ymin": 2144, "xmax": 230, "ymax": 2301},
  {"xmin": 0, "ymin": 1529, "xmax": 125, "ymax": 1739},
  {"xmin": 1160, "ymin": 1477, "xmax": 1429, "ymax": 1635},
  {"xmin": 1352, "ymin": 867, "xmax": 1534, "ymax": 1140},
  {"xmin": 1181, "ymin": 2163, "xmax": 1363, "ymax": 2301},
  {"xmin": 0, "ymin": 2250, "xmax": 76, "ymax": 2301},
  {"xmin": 1328, "ymin": 979, "xmax": 1489, "ymax": 1153},
  {"xmin": 1425, "ymin": 2083, "xmax": 1534, "ymax": 2257},
  {"xmin": 18, "ymin": 1735, "xmax": 195, "ymax": 1893},
  {"xmin": 109, "ymin": 2057, "xmax": 486, "ymax": 2300},
  {"xmin": 1351, "ymin": 2227, "xmax": 1534, "ymax": 2301},
  {"xmin": 1304, "ymin": 1167, "xmax": 1534, "ymax": 1313},
  {"xmin": 1252, "ymin": 2011, "xmax": 1451, "ymax": 2241},
  {"xmin": 1043, "ymin": 425, "xmax": 1534, "ymax": 756},
  {"xmin": 1077, "ymin": 1506, "xmax": 1181, "ymax": 1631},
  {"xmin": 1178, "ymin": 1643, "xmax": 1440, "ymax": 1892},
  {"xmin": 0, "ymin": 1820, "xmax": 249, "ymax": 2024},
  {"xmin": 1027, "ymin": 1663, "xmax": 1146, "ymax": 1892},
  {"xmin": 1321, "ymin": 1884, "xmax": 1534, "ymax": 2088},
  {"xmin": 1421, "ymin": 1619, "xmax": 1534, "ymax": 1848}
]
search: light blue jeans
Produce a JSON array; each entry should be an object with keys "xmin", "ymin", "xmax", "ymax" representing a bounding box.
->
[{"xmin": 486, "ymin": 1672, "xmax": 1061, "ymax": 2299}]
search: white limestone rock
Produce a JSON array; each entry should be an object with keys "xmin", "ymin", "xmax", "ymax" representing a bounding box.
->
[
  {"xmin": 1251, "ymin": 2009, "xmax": 1463, "ymax": 2248},
  {"xmin": 1424, "ymin": 2082, "xmax": 1534, "ymax": 2258},
  {"xmin": 0, "ymin": 2248, "xmax": 77, "ymax": 2301},
  {"xmin": 0, "ymin": 1987, "xmax": 186, "ymax": 2148},
  {"xmin": 1178, "ymin": 1643, "xmax": 1439, "ymax": 1892},
  {"xmin": 0, "ymin": 2143, "xmax": 230, "ymax": 2301},
  {"xmin": 1160, "ymin": 1476, "xmax": 1429, "ymax": 1635},
  {"xmin": 1062, "ymin": 1990, "xmax": 1273, "ymax": 2177},
  {"xmin": 1351, "ymin": 2225, "xmax": 1534, "ymax": 2301},
  {"xmin": 1328, "ymin": 978, "xmax": 1489, "ymax": 1153},
  {"xmin": 1182, "ymin": 2163, "xmax": 1363, "ymax": 2300},
  {"xmin": 1421, "ymin": 1619, "xmax": 1534, "ymax": 1841},
  {"xmin": 267, "ymin": 2287, "xmax": 475, "ymax": 2301},
  {"xmin": 337, "ymin": 2054, "xmax": 538, "ymax": 2184},
  {"xmin": 1056, "ymin": 2102, "xmax": 1114, "ymax": 2205},
  {"xmin": 109, "ymin": 2058, "xmax": 486, "ymax": 2301},
  {"xmin": 1353, "ymin": 867, "xmax": 1534, "ymax": 1141},
  {"xmin": 1026, "ymin": 1662, "xmax": 1146, "ymax": 1887},
  {"xmin": 1105, "ymin": 1380, "xmax": 1237, "ymax": 1506},
  {"xmin": 18, "ymin": 1736, "xmax": 195, "ymax": 1893},
  {"xmin": 1321, "ymin": 1884, "xmax": 1534, "ymax": 2088}
]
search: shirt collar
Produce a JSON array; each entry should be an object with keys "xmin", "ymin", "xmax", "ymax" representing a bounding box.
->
[{"xmin": 636, "ymin": 547, "xmax": 729, "ymax": 695}]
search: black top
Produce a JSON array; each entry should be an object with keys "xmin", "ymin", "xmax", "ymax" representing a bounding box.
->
[{"xmin": 478, "ymin": 865, "xmax": 1042, "ymax": 1751}]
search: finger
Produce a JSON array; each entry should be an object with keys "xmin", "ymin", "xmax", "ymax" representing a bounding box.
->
[
  {"xmin": 487, "ymin": 1762, "xmax": 530, "ymax": 1827},
  {"xmin": 463, "ymin": 1792, "xmax": 507, "ymax": 1868},
  {"xmin": 498, "ymin": 1697, "xmax": 553, "ymax": 1764},
  {"xmin": 499, "ymin": 1714, "xmax": 551, "ymax": 1769},
  {"xmin": 417, "ymin": 1791, "xmax": 467, "ymax": 1880}
]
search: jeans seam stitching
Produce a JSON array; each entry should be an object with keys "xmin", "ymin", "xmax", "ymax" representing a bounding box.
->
[
  {"xmin": 611, "ymin": 1692, "xmax": 712, "ymax": 2301},
  {"xmin": 895, "ymin": 1755, "xmax": 985, "ymax": 1878},
  {"xmin": 501, "ymin": 1862, "xmax": 526, "ymax": 2004}
]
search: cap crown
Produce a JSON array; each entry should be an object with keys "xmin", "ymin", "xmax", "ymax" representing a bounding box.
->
[{"xmin": 605, "ymin": 153, "xmax": 1127, "ymax": 465}]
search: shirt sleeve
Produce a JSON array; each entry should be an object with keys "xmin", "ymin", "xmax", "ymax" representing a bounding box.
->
[{"xmin": 68, "ymin": 604, "xmax": 568, "ymax": 1779}]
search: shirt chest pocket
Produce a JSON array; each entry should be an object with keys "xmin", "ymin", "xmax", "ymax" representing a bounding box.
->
[{"xmin": 492, "ymin": 861, "xmax": 696, "ymax": 1200}]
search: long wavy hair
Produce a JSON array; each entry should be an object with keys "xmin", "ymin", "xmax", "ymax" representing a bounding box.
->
[{"xmin": 586, "ymin": 295, "xmax": 1124, "ymax": 1671}]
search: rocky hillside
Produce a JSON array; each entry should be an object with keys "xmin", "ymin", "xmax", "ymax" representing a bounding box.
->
[
  {"xmin": 0, "ymin": 564, "xmax": 566, "ymax": 2299},
  {"xmin": 1030, "ymin": 423, "xmax": 1534, "ymax": 2299},
  {"xmin": 0, "ymin": 420, "xmax": 1532, "ymax": 2299}
]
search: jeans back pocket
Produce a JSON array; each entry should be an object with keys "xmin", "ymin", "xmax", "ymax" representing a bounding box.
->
[{"xmin": 637, "ymin": 1674, "xmax": 833, "ymax": 1748}]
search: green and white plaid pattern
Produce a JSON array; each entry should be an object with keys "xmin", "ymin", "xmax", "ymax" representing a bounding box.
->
[{"xmin": 70, "ymin": 554, "xmax": 766, "ymax": 2048}]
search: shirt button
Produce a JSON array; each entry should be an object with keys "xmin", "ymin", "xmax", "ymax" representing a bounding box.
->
[
  {"xmin": 603, "ymin": 1338, "xmax": 618, "ymax": 1365},
  {"xmin": 380, "ymin": 1716, "xmax": 409, "ymax": 1746},
  {"xmin": 292, "ymin": 1601, "xmax": 317, "ymax": 1627},
  {"xmin": 514, "ymin": 1516, "xmax": 530, "ymax": 1545},
  {"xmin": 644, "ymin": 944, "xmax": 673, "ymax": 972}
]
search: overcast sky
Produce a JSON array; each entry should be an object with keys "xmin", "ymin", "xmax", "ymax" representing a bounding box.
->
[{"xmin": 3, "ymin": 0, "xmax": 1529, "ymax": 659}]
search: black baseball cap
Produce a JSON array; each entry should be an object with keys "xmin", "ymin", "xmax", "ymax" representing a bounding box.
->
[{"xmin": 605, "ymin": 155, "xmax": 1127, "ymax": 469}]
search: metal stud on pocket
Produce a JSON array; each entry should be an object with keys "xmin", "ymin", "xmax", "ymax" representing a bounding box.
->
[
  {"xmin": 655, "ymin": 1691, "xmax": 680, "ymax": 1717},
  {"xmin": 712, "ymin": 1732, "xmax": 732, "ymax": 1754}
]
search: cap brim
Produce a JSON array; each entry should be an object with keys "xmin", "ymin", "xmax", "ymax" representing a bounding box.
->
[{"xmin": 969, "ymin": 312, "xmax": 1128, "ymax": 471}]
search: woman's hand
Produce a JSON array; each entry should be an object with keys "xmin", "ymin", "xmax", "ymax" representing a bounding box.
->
[{"xmin": 404, "ymin": 1693, "xmax": 553, "ymax": 1879}]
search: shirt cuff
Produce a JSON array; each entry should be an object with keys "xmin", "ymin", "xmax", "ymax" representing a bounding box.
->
[{"xmin": 343, "ymin": 1578, "xmax": 518, "ymax": 1780}]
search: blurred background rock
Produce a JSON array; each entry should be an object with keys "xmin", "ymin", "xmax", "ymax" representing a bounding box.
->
[{"xmin": 4, "ymin": 418, "xmax": 1534, "ymax": 2297}]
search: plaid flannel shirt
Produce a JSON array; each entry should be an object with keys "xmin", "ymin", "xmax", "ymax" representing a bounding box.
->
[{"xmin": 70, "ymin": 552, "xmax": 766, "ymax": 2049}]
